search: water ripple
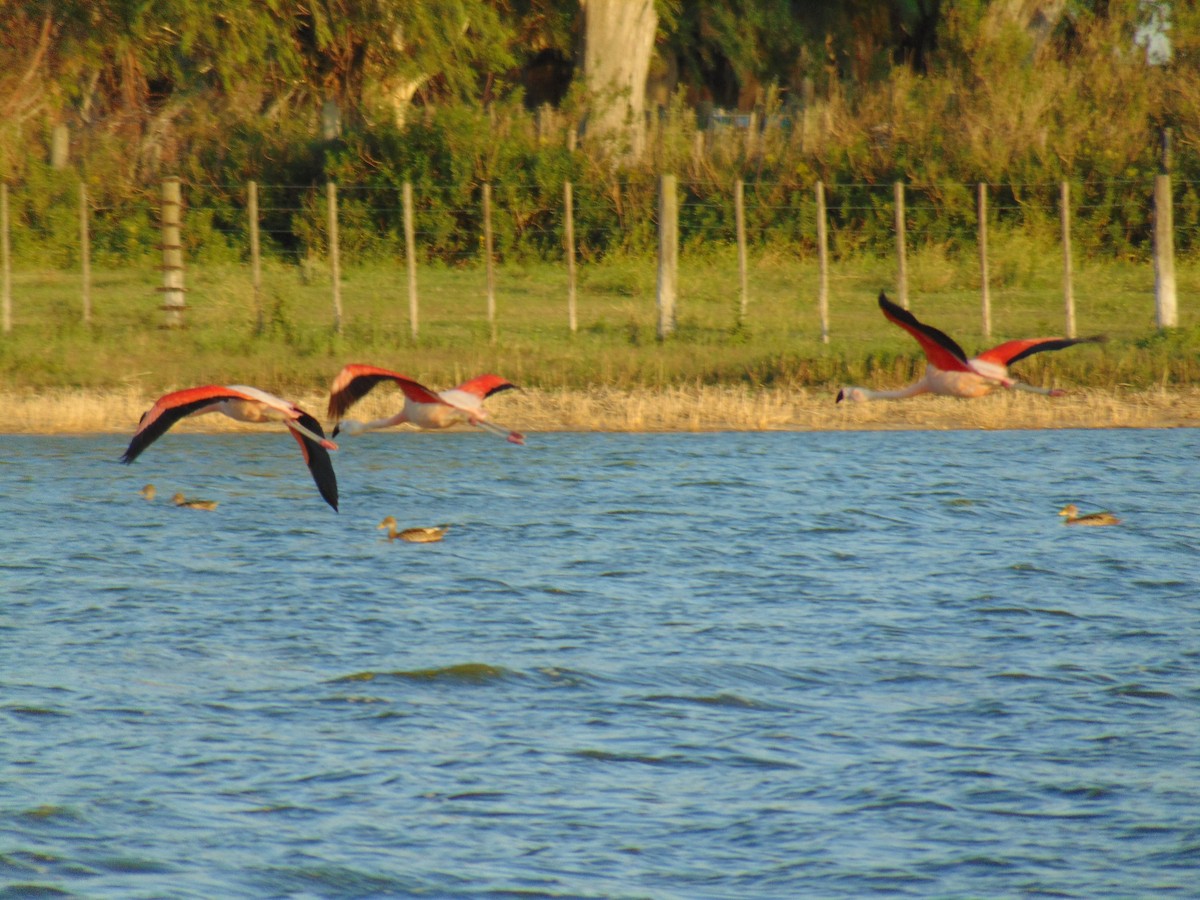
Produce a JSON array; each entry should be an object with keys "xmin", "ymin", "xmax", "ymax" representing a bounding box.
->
[{"xmin": 2, "ymin": 430, "xmax": 1199, "ymax": 898}]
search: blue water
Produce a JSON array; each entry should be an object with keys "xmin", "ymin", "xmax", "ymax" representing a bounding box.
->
[{"xmin": 2, "ymin": 429, "xmax": 1199, "ymax": 898}]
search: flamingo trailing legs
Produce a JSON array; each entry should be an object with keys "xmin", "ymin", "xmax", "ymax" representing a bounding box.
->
[
  {"xmin": 837, "ymin": 292, "xmax": 1104, "ymax": 403},
  {"xmin": 327, "ymin": 365, "xmax": 524, "ymax": 444},
  {"xmin": 121, "ymin": 385, "xmax": 339, "ymax": 511}
]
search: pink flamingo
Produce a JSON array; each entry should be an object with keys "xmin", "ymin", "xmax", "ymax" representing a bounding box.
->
[
  {"xmin": 327, "ymin": 365, "xmax": 524, "ymax": 444},
  {"xmin": 837, "ymin": 292, "xmax": 1103, "ymax": 403},
  {"xmin": 121, "ymin": 385, "xmax": 339, "ymax": 511}
]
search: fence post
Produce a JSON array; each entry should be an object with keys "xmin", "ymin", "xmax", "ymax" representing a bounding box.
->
[
  {"xmin": 1060, "ymin": 181, "xmax": 1075, "ymax": 338},
  {"xmin": 894, "ymin": 181, "xmax": 908, "ymax": 309},
  {"xmin": 735, "ymin": 178, "xmax": 749, "ymax": 324},
  {"xmin": 816, "ymin": 180, "xmax": 829, "ymax": 344},
  {"xmin": 744, "ymin": 111, "xmax": 759, "ymax": 160},
  {"xmin": 977, "ymin": 181, "xmax": 991, "ymax": 339},
  {"xmin": 327, "ymin": 181, "xmax": 342, "ymax": 334},
  {"xmin": 51, "ymin": 124, "xmax": 70, "ymax": 170},
  {"xmin": 80, "ymin": 182, "xmax": 91, "ymax": 326},
  {"xmin": 159, "ymin": 177, "xmax": 186, "ymax": 328},
  {"xmin": 483, "ymin": 182, "xmax": 496, "ymax": 343},
  {"xmin": 1153, "ymin": 174, "xmax": 1177, "ymax": 329},
  {"xmin": 1, "ymin": 183, "xmax": 9, "ymax": 334},
  {"xmin": 403, "ymin": 181, "xmax": 419, "ymax": 340},
  {"xmin": 656, "ymin": 173, "xmax": 678, "ymax": 340},
  {"xmin": 564, "ymin": 180, "xmax": 577, "ymax": 334},
  {"xmin": 248, "ymin": 181, "xmax": 262, "ymax": 334}
]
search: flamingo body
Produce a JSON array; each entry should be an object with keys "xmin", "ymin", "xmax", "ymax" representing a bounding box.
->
[
  {"xmin": 328, "ymin": 365, "xmax": 524, "ymax": 443},
  {"xmin": 122, "ymin": 385, "xmax": 339, "ymax": 511},
  {"xmin": 837, "ymin": 293, "xmax": 1103, "ymax": 403}
]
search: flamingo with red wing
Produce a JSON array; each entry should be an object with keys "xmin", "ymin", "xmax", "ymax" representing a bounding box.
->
[{"xmin": 121, "ymin": 385, "xmax": 339, "ymax": 511}]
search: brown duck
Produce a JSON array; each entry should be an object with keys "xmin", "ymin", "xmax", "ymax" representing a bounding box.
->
[
  {"xmin": 1059, "ymin": 504, "xmax": 1120, "ymax": 526},
  {"xmin": 173, "ymin": 492, "xmax": 219, "ymax": 511},
  {"xmin": 378, "ymin": 516, "xmax": 448, "ymax": 543}
]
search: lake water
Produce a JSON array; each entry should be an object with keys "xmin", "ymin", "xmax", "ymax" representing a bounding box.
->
[{"xmin": 2, "ymin": 428, "xmax": 1198, "ymax": 898}]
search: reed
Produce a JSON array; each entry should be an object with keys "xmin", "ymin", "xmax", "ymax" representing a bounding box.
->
[{"xmin": 7, "ymin": 385, "xmax": 1198, "ymax": 436}]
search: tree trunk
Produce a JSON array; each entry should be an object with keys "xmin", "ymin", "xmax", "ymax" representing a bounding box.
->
[
  {"xmin": 580, "ymin": 0, "xmax": 657, "ymax": 162},
  {"xmin": 985, "ymin": 0, "xmax": 1068, "ymax": 55}
]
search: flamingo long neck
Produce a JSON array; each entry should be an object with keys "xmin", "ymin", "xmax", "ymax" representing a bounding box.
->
[
  {"xmin": 343, "ymin": 411, "xmax": 411, "ymax": 435},
  {"xmin": 1009, "ymin": 381, "xmax": 1059, "ymax": 396},
  {"xmin": 858, "ymin": 380, "xmax": 932, "ymax": 401}
]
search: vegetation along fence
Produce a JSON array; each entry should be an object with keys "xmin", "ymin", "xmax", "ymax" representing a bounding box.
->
[{"xmin": 0, "ymin": 173, "xmax": 1194, "ymax": 344}]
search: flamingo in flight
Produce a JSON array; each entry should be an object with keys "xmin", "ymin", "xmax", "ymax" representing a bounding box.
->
[
  {"xmin": 121, "ymin": 385, "xmax": 339, "ymax": 511},
  {"xmin": 327, "ymin": 365, "xmax": 524, "ymax": 444},
  {"xmin": 837, "ymin": 292, "xmax": 1104, "ymax": 403}
]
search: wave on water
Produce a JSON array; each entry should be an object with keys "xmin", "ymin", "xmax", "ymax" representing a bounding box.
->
[{"xmin": 329, "ymin": 663, "xmax": 517, "ymax": 685}]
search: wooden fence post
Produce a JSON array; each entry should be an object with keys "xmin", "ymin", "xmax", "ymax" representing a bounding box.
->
[
  {"xmin": 894, "ymin": 181, "xmax": 908, "ymax": 309},
  {"xmin": 656, "ymin": 173, "xmax": 678, "ymax": 340},
  {"xmin": 403, "ymin": 181, "xmax": 419, "ymax": 340},
  {"xmin": 564, "ymin": 180, "xmax": 577, "ymax": 334},
  {"xmin": 816, "ymin": 180, "xmax": 829, "ymax": 344},
  {"xmin": 80, "ymin": 182, "xmax": 91, "ymax": 326},
  {"xmin": 1060, "ymin": 181, "xmax": 1075, "ymax": 338},
  {"xmin": 51, "ymin": 124, "xmax": 70, "ymax": 170},
  {"xmin": 1154, "ymin": 173, "xmax": 1177, "ymax": 329},
  {"xmin": 248, "ymin": 180, "xmax": 262, "ymax": 334},
  {"xmin": 483, "ymin": 182, "xmax": 496, "ymax": 343},
  {"xmin": 977, "ymin": 181, "xmax": 991, "ymax": 339},
  {"xmin": 735, "ymin": 178, "xmax": 749, "ymax": 324},
  {"xmin": 159, "ymin": 177, "xmax": 186, "ymax": 328},
  {"xmin": 327, "ymin": 181, "xmax": 342, "ymax": 334},
  {"xmin": 1, "ymin": 183, "xmax": 9, "ymax": 334}
]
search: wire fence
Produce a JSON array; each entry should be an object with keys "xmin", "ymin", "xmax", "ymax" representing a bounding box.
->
[{"xmin": 0, "ymin": 174, "xmax": 1194, "ymax": 340}]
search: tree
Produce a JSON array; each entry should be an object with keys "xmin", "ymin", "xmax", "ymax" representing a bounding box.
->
[{"xmin": 579, "ymin": 0, "xmax": 657, "ymax": 160}]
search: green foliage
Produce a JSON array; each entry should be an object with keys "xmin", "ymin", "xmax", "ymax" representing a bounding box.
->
[{"xmin": 2, "ymin": 1, "xmax": 1199, "ymax": 278}]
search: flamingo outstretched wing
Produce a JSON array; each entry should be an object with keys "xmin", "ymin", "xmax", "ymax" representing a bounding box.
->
[
  {"xmin": 121, "ymin": 385, "xmax": 255, "ymax": 464},
  {"xmin": 877, "ymin": 292, "xmax": 974, "ymax": 374},
  {"xmin": 286, "ymin": 411, "xmax": 339, "ymax": 511},
  {"xmin": 975, "ymin": 335, "xmax": 1105, "ymax": 368},
  {"xmin": 453, "ymin": 373, "xmax": 518, "ymax": 400},
  {"xmin": 327, "ymin": 364, "xmax": 443, "ymax": 420}
]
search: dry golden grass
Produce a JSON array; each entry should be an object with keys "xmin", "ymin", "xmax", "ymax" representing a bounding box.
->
[{"xmin": 4, "ymin": 386, "xmax": 1198, "ymax": 436}]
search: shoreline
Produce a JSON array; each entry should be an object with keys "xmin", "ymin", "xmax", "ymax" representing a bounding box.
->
[{"xmin": 3, "ymin": 386, "xmax": 1198, "ymax": 435}]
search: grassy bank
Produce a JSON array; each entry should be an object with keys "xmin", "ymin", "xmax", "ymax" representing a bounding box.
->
[{"xmin": 1, "ymin": 249, "xmax": 1198, "ymax": 404}]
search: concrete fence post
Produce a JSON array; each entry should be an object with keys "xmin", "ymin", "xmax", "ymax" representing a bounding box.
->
[{"xmin": 159, "ymin": 177, "xmax": 186, "ymax": 328}]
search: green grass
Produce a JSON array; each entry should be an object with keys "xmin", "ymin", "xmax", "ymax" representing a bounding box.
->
[{"xmin": 1, "ymin": 237, "xmax": 1198, "ymax": 395}]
